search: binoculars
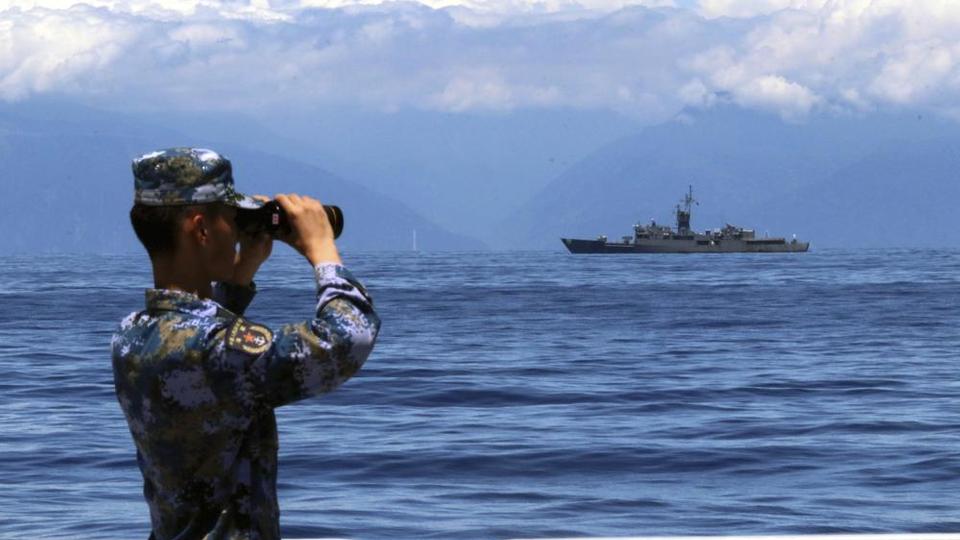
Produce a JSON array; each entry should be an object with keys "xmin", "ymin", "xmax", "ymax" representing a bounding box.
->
[{"xmin": 235, "ymin": 201, "xmax": 343, "ymax": 239}]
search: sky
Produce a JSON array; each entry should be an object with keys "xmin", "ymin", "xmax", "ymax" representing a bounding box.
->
[{"xmin": 2, "ymin": 0, "xmax": 959, "ymax": 124}]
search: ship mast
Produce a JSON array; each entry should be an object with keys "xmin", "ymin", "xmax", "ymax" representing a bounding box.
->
[{"xmin": 675, "ymin": 185, "xmax": 697, "ymax": 234}]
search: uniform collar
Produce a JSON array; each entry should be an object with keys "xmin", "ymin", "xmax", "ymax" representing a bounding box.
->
[{"xmin": 145, "ymin": 288, "xmax": 228, "ymax": 318}]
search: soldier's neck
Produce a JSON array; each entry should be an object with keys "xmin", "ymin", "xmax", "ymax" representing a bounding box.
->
[{"xmin": 151, "ymin": 253, "xmax": 214, "ymax": 299}]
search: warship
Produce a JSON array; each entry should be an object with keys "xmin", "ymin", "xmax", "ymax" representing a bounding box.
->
[{"xmin": 561, "ymin": 187, "xmax": 809, "ymax": 254}]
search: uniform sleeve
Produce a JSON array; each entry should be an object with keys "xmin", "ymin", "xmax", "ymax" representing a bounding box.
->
[
  {"xmin": 211, "ymin": 281, "xmax": 257, "ymax": 315},
  {"xmin": 245, "ymin": 263, "xmax": 380, "ymax": 409}
]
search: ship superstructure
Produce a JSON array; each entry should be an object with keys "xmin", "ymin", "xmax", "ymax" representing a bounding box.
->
[{"xmin": 561, "ymin": 186, "xmax": 809, "ymax": 254}]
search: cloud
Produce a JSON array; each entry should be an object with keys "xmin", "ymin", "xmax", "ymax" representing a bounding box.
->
[
  {"xmin": 428, "ymin": 68, "xmax": 564, "ymax": 111},
  {"xmin": 869, "ymin": 41, "xmax": 960, "ymax": 106},
  {"xmin": 0, "ymin": 7, "xmax": 140, "ymax": 100},
  {"xmin": 2, "ymin": 0, "xmax": 960, "ymax": 121},
  {"xmin": 696, "ymin": 0, "xmax": 831, "ymax": 19},
  {"xmin": 738, "ymin": 75, "xmax": 820, "ymax": 119},
  {"xmin": 680, "ymin": 1, "xmax": 960, "ymax": 119}
]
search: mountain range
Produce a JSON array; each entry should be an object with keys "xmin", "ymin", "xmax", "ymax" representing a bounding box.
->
[
  {"xmin": 2, "ymin": 99, "xmax": 959, "ymax": 253},
  {"xmin": 0, "ymin": 99, "xmax": 483, "ymax": 254},
  {"xmin": 497, "ymin": 106, "xmax": 960, "ymax": 249}
]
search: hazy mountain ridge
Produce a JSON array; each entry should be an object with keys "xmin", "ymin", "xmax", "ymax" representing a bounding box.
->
[
  {"xmin": 128, "ymin": 106, "xmax": 644, "ymax": 245},
  {"xmin": 244, "ymin": 107, "xmax": 643, "ymax": 243},
  {"xmin": 497, "ymin": 106, "xmax": 960, "ymax": 249},
  {"xmin": 4, "ymin": 100, "xmax": 957, "ymax": 253},
  {"xmin": 0, "ymin": 100, "xmax": 483, "ymax": 253},
  {"xmin": 765, "ymin": 136, "xmax": 960, "ymax": 247}
]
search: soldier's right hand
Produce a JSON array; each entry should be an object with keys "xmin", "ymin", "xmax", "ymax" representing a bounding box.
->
[{"xmin": 275, "ymin": 193, "xmax": 342, "ymax": 266}]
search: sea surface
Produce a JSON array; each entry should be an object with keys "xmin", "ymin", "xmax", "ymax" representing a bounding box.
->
[{"xmin": 1, "ymin": 249, "xmax": 958, "ymax": 539}]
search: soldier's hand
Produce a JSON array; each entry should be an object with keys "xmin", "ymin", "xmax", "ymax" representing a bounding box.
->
[
  {"xmin": 232, "ymin": 195, "xmax": 274, "ymax": 285},
  {"xmin": 275, "ymin": 193, "xmax": 342, "ymax": 265}
]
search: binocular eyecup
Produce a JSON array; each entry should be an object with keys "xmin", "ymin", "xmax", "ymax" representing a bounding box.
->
[{"xmin": 235, "ymin": 201, "xmax": 344, "ymax": 240}]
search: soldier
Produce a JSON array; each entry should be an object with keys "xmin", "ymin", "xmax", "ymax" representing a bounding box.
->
[{"xmin": 111, "ymin": 148, "xmax": 380, "ymax": 540}]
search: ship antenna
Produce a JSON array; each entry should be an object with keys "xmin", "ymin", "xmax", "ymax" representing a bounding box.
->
[
  {"xmin": 675, "ymin": 184, "xmax": 698, "ymax": 234},
  {"xmin": 684, "ymin": 185, "xmax": 697, "ymax": 213}
]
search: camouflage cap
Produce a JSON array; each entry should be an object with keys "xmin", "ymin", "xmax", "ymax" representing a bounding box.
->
[{"xmin": 132, "ymin": 147, "xmax": 263, "ymax": 209}]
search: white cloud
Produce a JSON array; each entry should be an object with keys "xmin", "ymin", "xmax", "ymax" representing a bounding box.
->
[
  {"xmin": 0, "ymin": 8, "xmax": 140, "ymax": 99},
  {"xmin": 2, "ymin": 0, "xmax": 960, "ymax": 121},
  {"xmin": 430, "ymin": 71, "xmax": 518, "ymax": 111},
  {"xmin": 870, "ymin": 41, "xmax": 959, "ymax": 105},
  {"xmin": 680, "ymin": 1, "xmax": 960, "ymax": 119},
  {"xmin": 298, "ymin": 0, "xmax": 677, "ymax": 15},
  {"xmin": 696, "ymin": 0, "xmax": 832, "ymax": 19},
  {"xmin": 4, "ymin": 0, "xmax": 676, "ymax": 20},
  {"xmin": 169, "ymin": 24, "xmax": 246, "ymax": 49},
  {"xmin": 4, "ymin": 0, "xmax": 290, "ymax": 20},
  {"xmin": 429, "ymin": 68, "xmax": 564, "ymax": 111},
  {"xmin": 738, "ymin": 75, "xmax": 820, "ymax": 119}
]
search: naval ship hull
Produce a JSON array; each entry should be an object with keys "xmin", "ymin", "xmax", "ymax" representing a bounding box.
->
[{"xmin": 562, "ymin": 237, "xmax": 810, "ymax": 254}]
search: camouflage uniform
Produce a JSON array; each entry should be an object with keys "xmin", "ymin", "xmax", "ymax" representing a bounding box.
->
[
  {"xmin": 130, "ymin": 147, "xmax": 264, "ymax": 209},
  {"xmin": 112, "ymin": 148, "xmax": 380, "ymax": 540}
]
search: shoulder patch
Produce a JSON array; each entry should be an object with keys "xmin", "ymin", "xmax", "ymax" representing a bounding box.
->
[{"xmin": 226, "ymin": 318, "xmax": 273, "ymax": 355}]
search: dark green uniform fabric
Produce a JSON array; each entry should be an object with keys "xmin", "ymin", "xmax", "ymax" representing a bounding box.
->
[{"xmin": 112, "ymin": 263, "xmax": 380, "ymax": 540}]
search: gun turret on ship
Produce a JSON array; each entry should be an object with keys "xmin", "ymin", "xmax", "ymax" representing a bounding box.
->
[{"xmin": 561, "ymin": 186, "xmax": 809, "ymax": 254}]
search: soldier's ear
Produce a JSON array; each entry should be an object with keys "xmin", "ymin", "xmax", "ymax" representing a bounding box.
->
[{"xmin": 185, "ymin": 211, "xmax": 209, "ymax": 245}]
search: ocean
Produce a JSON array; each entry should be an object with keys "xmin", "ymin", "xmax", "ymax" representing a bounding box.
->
[{"xmin": 1, "ymin": 249, "xmax": 958, "ymax": 539}]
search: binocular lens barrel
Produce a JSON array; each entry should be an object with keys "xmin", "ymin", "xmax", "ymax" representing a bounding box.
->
[
  {"xmin": 324, "ymin": 205, "xmax": 344, "ymax": 240},
  {"xmin": 236, "ymin": 201, "xmax": 344, "ymax": 239}
]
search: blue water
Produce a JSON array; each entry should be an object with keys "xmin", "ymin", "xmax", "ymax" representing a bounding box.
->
[{"xmin": 1, "ymin": 249, "xmax": 958, "ymax": 539}]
